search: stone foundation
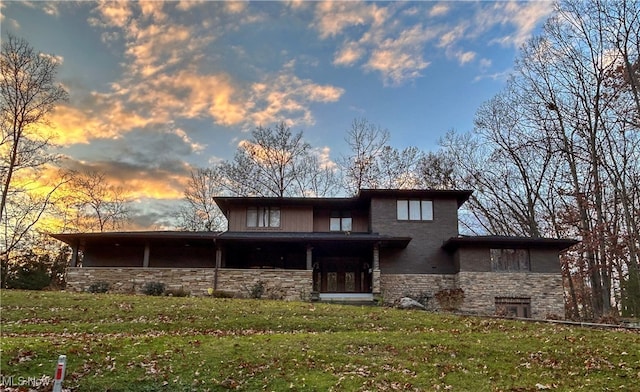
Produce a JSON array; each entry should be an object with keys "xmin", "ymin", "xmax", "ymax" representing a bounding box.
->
[
  {"xmin": 380, "ymin": 274, "xmax": 456, "ymax": 310},
  {"xmin": 66, "ymin": 267, "xmax": 312, "ymax": 301},
  {"xmin": 456, "ymin": 272, "xmax": 564, "ymax": 319},
  {"xmin": 381, "ymin": 272, "xmax": 564, "ymax": 318}
]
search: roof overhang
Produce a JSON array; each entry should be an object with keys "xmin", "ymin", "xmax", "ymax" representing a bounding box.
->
[
  {"xmin": 50, "ymin": 231, "xmax": 221, "ymax": 248},
  {"xmin": 218, "ymin": 231, "xmax": 411, "ymax": 248},
  {"xmin": 357, "ymin": 189, "xmax": 473, "ymax": 208},
  {"xmin": 442, "ymin": 235, "xmax": 579, "ymax": 252}
]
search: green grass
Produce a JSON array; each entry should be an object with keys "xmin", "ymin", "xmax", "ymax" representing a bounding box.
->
[{"xmin": 1, "ymin": 290, "xmax": 638, "ymax": 391}]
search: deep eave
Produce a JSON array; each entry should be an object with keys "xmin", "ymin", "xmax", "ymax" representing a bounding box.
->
[
  {"xmin": 50, "ymin": 231, "xmax": 221, "ymax": 247},
  {"xmin": 357, "ymin": 189, "xmax": 473, "ymax": 208},
  {"xmin": 442, "ymin": 235, "xmax": 579, "ymax": 251},
  {"xmin": 218, "ymin": 231, "xmax": 411, "ymax": 248}
]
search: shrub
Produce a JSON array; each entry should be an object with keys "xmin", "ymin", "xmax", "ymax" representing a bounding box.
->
[
  {"xmin": 87, "ymin": 281, "xmax": 110, "ymax": 294},
  {"xmin": 165, "ymin": 287, "xmax": 190, "ymax": 297},
  {"xmin": 434, "ymin": 288, "xmax": 465, "ymax": 311},
  {"xmin": 209, "ymin": 290, "xmax": 234, "ymax": 298},
  {"xmin": 246, "ymin": 280, "xmax": 265, "ymax": 299},
  {"xmin": 142, "ymin": 281, "xmax": 165, "ymax": 296},
  {"xmin": 7, "ymin": 267, "xmax": 51, "ymax": 290}
]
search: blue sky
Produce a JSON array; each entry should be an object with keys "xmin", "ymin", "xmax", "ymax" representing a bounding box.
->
[{"xmin": 1, "ymin": 1, "xmax": 554, "ymax": 229}]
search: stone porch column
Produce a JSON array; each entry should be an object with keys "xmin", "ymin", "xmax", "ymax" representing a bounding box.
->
[{"xmin": 372, "ymin": 243, "xmax": 381, "ymax": 294}]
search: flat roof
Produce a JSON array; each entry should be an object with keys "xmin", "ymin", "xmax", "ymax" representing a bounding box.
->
[{"xmin": 50, "ymin": 230, "xmax": 411, "ymax": 249}]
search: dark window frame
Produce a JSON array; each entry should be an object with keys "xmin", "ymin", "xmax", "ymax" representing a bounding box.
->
[
  {"xmin": 246, "ymin": 206, "xmax": 281, "ymax": 228},
  {"xmin": 490, "ymin": 248, "xmax": 531, "ymax": 272},
  {"xmin": 495, "ymin": 297, "xmax": 531, "ymax": 318},
  {"xmin": 330, "ymin": 211, "xmax": 352, "ymax": 232},
  {"xmin": 396, "ymin": 199, "xmax": 433, "ymax": 221}
]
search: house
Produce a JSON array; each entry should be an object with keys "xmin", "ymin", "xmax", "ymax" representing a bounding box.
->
[{"xmin": 52, "ymin": 189, "xmax": 577, "ymax": 318}]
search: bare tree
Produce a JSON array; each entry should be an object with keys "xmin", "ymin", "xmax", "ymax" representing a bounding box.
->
[
  {"xmin": 440, "ymin": 0, "xmax": 640, "ymax": 319},
  {"xmin": 1, "ymin": 34, "xmax": 67, "ymax": 221},
  {"xmin": 62, "ymin": 171, "xmax": 131, "ymax": 232},
  {"xmin": 340, "ymin": 118, "xmax": 389, "ymax": 194},
  {"xmin": 220, "ymin": 122, "xmax": 339, "ymax": 197},
  {"xmin": 176, "ymin": 168, "xmax": 227, "ymax": 231}
]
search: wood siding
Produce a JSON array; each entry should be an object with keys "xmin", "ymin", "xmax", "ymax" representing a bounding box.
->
[
  {"xmin": 313, "ymin": 209, "xmax": 369, "ymax": 232},
  {"xmin": 227, "ymin": 205, "xmax": 313, "ymax": 232}
]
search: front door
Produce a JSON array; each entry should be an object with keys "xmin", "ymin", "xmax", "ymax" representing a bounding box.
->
[{"xmin": 314, "ymin": 257, "xmax": 371, "ymax": 293}]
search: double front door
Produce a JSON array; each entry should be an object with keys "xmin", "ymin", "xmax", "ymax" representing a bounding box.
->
[{"xmin": 314, "ymin": 257, "xmax": 371, "ymax": 293}]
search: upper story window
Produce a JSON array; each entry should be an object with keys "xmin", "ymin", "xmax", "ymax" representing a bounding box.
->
[
  {"xmin": 490, "ymin": 249, "xmax": 530, "ymax": 272},
  {"xmin": 247, "ymin": 206, "xmax": 280, "ymax": 228},
  {"xmin": 396, "ymin": 199, "xmax": 433, "ymax": 221},
  {"xmin": 330, "ymin": 211, "xmax": 352, "ymax": 232}
]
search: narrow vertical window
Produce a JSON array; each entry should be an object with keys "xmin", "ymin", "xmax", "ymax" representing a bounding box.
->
[
  {"xmin": 421, "ymin": 200, "xmax": 433, "ymax": 220},
  {"xmin": 247, "ymin": 207, "xmax": 257, "ymax": 228},
  {"xmin": 397, "ymin": 200, "xmax": 409, "ymax": 220}
]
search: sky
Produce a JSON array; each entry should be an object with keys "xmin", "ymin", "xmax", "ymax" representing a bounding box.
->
[{"xmin": 0, "ymin": 0, "xmax": 555, "ymax": 230}]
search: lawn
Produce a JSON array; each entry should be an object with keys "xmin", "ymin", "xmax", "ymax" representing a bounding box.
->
[{"xmin": 1, "ymin": 290, "xmax": 638, "ymax": 391}]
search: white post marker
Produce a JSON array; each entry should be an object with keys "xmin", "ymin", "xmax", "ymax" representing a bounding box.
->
[{"xmin": 52, "ymin": 355, "xmax": 67, "ymax": 392}]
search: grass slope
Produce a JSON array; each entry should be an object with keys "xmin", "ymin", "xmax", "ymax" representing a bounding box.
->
[{"xmin": 1, "ymin": 290, "xmax": 638, "ymax": 391}]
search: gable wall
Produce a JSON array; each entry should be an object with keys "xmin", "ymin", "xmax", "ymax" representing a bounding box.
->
[{"xmin": 371, "ymin": 197, "xmax": 459, "ymax": 274}]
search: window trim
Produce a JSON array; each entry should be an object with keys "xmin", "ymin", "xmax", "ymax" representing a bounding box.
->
[
  {"xmin": 495, "ymin": 297, "xmax": 531, "ymax": 318},
  {"xmin": 330, "ymin": 211, "xmax": 352, "ymax": 232},
  {"xmin": 246, "ymin": 206, "xmax": 281, "ymax": 228},
  {"xmin": 396, "ymin": 199, "xmax": 433, "ymax": 221},
  {"xmin": 490, "ymin": 248, "xmax": 531, "ymax": 272}
]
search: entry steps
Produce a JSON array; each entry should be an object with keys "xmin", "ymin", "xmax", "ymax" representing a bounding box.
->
[{"xmin": 318, "ymin": 293, "xmax": 375, "ymax": 305}]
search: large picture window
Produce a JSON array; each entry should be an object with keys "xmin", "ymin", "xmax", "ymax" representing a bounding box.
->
[
  {"xmin": 247, "ymin": 206, "xmax": 280, "ymax": 228},
  {"xmin": 397, "ymin": 199, "xmax": 433, "ymax": 221},
  {"xmin": 330, "ymin": 211, "xmax": 352, "ymax": 232},
  {"xmin": 490, "ymin": 249, "xmax": 530, "ymax": 272}
]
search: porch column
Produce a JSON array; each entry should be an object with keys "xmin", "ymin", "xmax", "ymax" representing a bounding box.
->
[
  {"xmin": 143, "ymin": 242, "xmax": 150, "ymax": 268},
  {"xmin": 306, "ymin": 245, "xmax": 313, "ymax": 270},
  {"xmin": 70, "ymin": 244, "xmax": 79, "ymax": 267},
  {"xmin": 214, "ymin": 247, "xmax": 222, "ymax": 291},
  {"xmin": 372, "ymin": 243, "xmax": 381, "ymax": 294}
]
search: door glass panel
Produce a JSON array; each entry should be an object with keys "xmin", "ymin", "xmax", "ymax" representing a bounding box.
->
[
  {"xmin": 327, "ymin": 272, "xmax": 337, "ymax": 292},
  {"xmin": 344, "ymin": 272, "xmax": 355, "ymax": 292}
]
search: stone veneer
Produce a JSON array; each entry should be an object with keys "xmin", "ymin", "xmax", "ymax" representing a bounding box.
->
[
  {"xmin": 381, "ymin": 272, "xmax": 565, "ymax": 318},
  {"xmin": 66, "ymin": 267, "xmax": 313, "ymax": 301}
]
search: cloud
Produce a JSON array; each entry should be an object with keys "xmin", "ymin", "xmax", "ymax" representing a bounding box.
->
[
  {"xmin": 249, "ymin": 70, "xmax": 344, "ymax": 126},
  {"xmin": 429, "ymin": 4, "xmax": 449, "ymax": 17},
  {"xmin": 313, "ymin": 1, "xmax": 386, "ymax": 39},
  {"xmin": 93, "ymin": 0, "xmax": 132, "ymax": 29},
  {"xmin": 316, "ymin": 2, "xmax": 436, "ymax": 86},
  {"xmin": 333, "ymin": 42, "xmax": 365, "ymax": 66},
  {"xmin": 364, "ymin": 24, "xmax": 433, "ymax": 86}
]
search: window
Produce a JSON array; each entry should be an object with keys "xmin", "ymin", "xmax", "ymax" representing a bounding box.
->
[
  {"xmin": 397, "ymin": 199, "xmax": 433, "ymax": 221},
  {"xmin": 247, "ymin": 207, "xmax": 280, "ymax": 228},
  {"xmin": 490, "ymin": 249, "xmax": 530, "ymax": 272},
  {"xmin": 495, "ymin": 297, "xmax": 531, "ymax": 318},
  {"xmin": 330, "ymin": 211, "xmax": 352, "ymax": 231}
]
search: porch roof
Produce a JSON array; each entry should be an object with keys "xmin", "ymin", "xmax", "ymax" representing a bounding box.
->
[
  {"xmin": 50, "ymin": 231, "xmax": 221, "ymax": 247},
  {"xmin": 441, "ymin": 235, "xmax": 578, "ymax": 251},
  {"xmin": 217, "ymin": 231, "xmax": 411, "ymax": 248}
]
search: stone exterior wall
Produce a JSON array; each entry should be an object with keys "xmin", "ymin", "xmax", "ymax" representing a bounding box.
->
[
  {"xmin": 66, "ymin": 267, "xmax": 312, "ymax": 301},
  {"xmin": 381, "ymin": 272, "xmax": 565, "ymax": 318},
  {"xmin": 380, "ymin": 274, "xmax": 456, "ymax": 310},
  {"xmin": 456, "ymin": 272, "xmax": 565, "ymax": 319}
]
